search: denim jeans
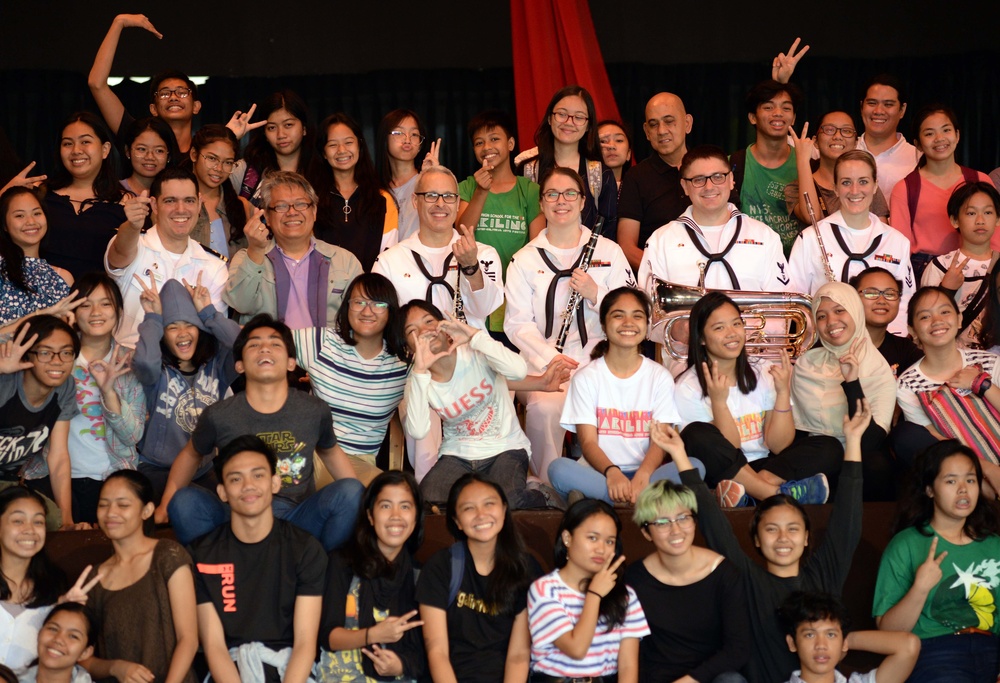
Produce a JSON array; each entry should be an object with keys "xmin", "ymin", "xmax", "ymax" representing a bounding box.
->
[
  {"xmin": 419, "ymin": 449, "xmax": 547, "ymax": 509},
  {"xmin": 907, "ymin": 633, "xmax": 999, "ymax": 683},
  {"xmin": 548, "ymin": 457, "xmax": 706, "ymax": 504},
  {"xmin": 168, "ymin": 478, "xmax": 364, "ymax": 551}
]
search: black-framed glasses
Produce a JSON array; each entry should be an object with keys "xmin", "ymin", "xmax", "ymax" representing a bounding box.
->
[
  {"xmin": 29, "ymin": 349, "xmax": 76, "ymax": 363},
  {"xmin": 389, "ymin": 130, "xmax": 426, "ymax": 145},
  {"xmin": 348, "ymin": 298, "xmax": 389, "ymax": 312},
  {"xmin": 643, "ymin": 514, "xmax": 695, "ymax": 530},
  {"xmin": 683, "ymin": 172, "xmax": 729, "ymax": 188},
  {"xmin": 414, "ymin": 192, "xmax": 459, "ymax": 204},
  {"xmin": 200, "ymin": 153, "xmax": 236, "ymax": 172},
  {"xmin": 267, "ymin": 201, "xmax": 314, "ymax": 214},
  {"xmin": 542, "ymin": 189, "xmax": 582, "ymax": 202},
  {"xmin": 156, "ymin": 87, "xmax": 192, "ymax": 100},
  {"xmin": 860, "ymin": 287, "xmax": 901, "ymax": 301},
  {"xmin": 817, "ymin": 125, "xmax": 857, "ymax": 138},
  {"xmin": 551, "ymin": 110, "xmax": 589, "ymax": 125}
]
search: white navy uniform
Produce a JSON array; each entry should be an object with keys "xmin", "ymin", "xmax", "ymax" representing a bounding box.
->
[
  {"xmin": 504, "ymin": 226, "xmax": 634, "ymax": 482},
  {"xmin": 788, "ymin": 210, "xmax": 914, "ymax": 335},
  {"xmin": 637, "ymin": 205, "xmax": 791, "ymax": 294},
  {"xmin": 373, "ymin": 232, "xmax": 504, "ymax": 329}
]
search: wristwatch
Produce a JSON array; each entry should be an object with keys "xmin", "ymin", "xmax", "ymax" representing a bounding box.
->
[{"xmin": 460, "ymin": 262, "xmax": 481, "ymax": 276}]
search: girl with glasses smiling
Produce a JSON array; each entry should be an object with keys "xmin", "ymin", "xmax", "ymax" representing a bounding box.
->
[
  {"xmin": 626, "ymin": 480, "xmax": 750, "ymax": 683},
  {"xmin": 184, "ymin": 125, "xmax": 251, "ymax": 257}
]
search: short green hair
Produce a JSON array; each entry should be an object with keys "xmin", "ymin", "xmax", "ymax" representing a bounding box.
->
[{"xmin": 633, "ymin": 480, "xmax": 698, "ymax": 526}]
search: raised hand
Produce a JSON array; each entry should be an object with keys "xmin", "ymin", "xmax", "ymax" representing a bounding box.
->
[
  {"xmin": 941, "ymin": 252, "xmax": 971, "ymax": 291},
  {"xmin": 842, "ymin": 398, "xmax": 872, "ymax": 443},
  {"xmin": 702, "ymin": 360, "xmax": 730, "ymax": 405},
  {"xmin": 90, "ymin": 348, "xmax": 133, "ymax": 396},
  {"xmin": 838, "ymin": 336, "xmax": 863, "ymax": 382},
  {"xmin": 588, "ymin": 554, "xmax": 626, "ymax": 598},
  {"xmin": 422, "ymin": 138, "xmax": 442, "ymax": 170},
  {"xmin": 913, "ymin": 536, "xmax": 947, "ymax": 594},
  {"xmin": 768, "ymin": 348, "xmax": 793, "ymax": 393},
  {"xmin": 0, "ymin": 324, "xmax": 38, "ymax": 375},
  {"xmin": 182, "ymin": 271, "xmax": 212, "ymax": 312},
  {"xmin": 40, "ymin": 292, "xmax": 86, "ymax": 326},
  {"xmin": 361, "ymin": 644, "xmax": 404, "ymax": 678},
  {"xmin": 569, "ymin": 267, "xmax": 598, "ymax": 304},
  {"xmin": 1, "ymin": 161, "xmax": 47, "ymax": 193},
  {"xmin": 123, "ymin": 190, "xmax": 152, "ymax": 230},
  {"xmin": 473, "ymin": 155, "xmax": 494, "ymax": 191},
  {"xmin": 116, "ymin": 13, "xmax": 163, "ymax": 39},
  {"xmin": 409, "ymin": 330, "xmax": 455, "ymax": 374},
  {"xmin": 452, "ymin": 223, "xmax": 480, "ymax": 269},
  {"xmin": 946, "ymin": 365, "xmax": 982, "ymax": 393},
  {"xmin": 133, "ymin": 272, "xmax": 161, "ymax": 315},
  {"xmin": 649, "ymin": 420, "xmax": 686, "ymax": 460},
  {"xmin": 226, "ymin": 103, "xmax": 266, "ymax": 140},
  {"xmin": 772, "ymin": 37, "xmax": 810, "ymax": 84},
  {"xmin": 244, "ymin": 207, "xmax": 270, "ymax": 251},
  {"xmin": 60, "ymin": 565, "xmax": 104, "ymax": 604},
  {"xmin": 788, "ymin": 122, "xmax": 814, "ymax": 160},
  {"xmin": 437, "ymin": 316, "xmax": 478, "ymax": 348},
  {"xmin": 368, "ymin": 609, "xmax": 423, "ymax": 645}
]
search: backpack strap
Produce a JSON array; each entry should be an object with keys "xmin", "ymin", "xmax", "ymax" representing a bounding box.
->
[
  {"xmin": 906, "ymin": 166, "xmax": 981, "ymax": 228},
  {"xmin": 730, "ymin": 149, "xmax": 747, "ymax": 196},
  {"xmin": 448, "ymin": 541, "xmax": 465, "ymax": 606}
]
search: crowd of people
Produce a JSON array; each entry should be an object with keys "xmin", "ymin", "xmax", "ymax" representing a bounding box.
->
[{"xmin": 0, "ymin": 17, "xmax": 998, "ymax": 683}]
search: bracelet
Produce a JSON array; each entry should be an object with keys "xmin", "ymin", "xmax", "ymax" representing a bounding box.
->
[
  {"xmin": 586, "ymin": 589, "xmax": 603, "ymax": 599},
  {"xmin": 973, "ymin": 372, "xmax": 992, "ymax": 398},
  {"xmin": 772, "ymin": 407, "xmax": 791, "ymax": 413},
  {"xmin": 364, "ymin": 628, "xmax": 370, "ymax": 646},
  {"xmin": 603, "ymin": 464, "xmax": 621, "ymax": 477}
]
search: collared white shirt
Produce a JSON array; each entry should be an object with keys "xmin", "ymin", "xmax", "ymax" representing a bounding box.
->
[{"xmin": 856, "ymin": 132, "xmax": 920, "ymax": 199}]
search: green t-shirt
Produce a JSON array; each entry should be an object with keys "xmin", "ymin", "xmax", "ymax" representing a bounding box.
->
[
  {"xmin": 738, "ymin": 146, "xmax": 806, "ymax": 256},
  {"xmin": 873, "ymin": 525, "xmax": 1000, "ymax": 639},
  {"xmin": 458, "ymin": 175, "xmax": 540, "ymax": 331}
]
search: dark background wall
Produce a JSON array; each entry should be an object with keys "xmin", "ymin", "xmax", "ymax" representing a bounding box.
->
[{"xmin": 2, "ymin": 1, "xmax": 999, "ymax": 180}]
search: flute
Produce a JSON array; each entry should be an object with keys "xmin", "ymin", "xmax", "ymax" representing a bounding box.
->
[
  {"xmin": 555, "ymin": 217, "xmax": 605, "ymax": 353},
  {"xmin": 803, "ymin": 191, "xmax": 836, "ymax": 282}
]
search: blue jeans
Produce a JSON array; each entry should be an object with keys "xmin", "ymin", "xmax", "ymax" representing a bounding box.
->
[
  {"xmin": 168, "ymin": 479, "xmax": 364, "ymax": 551},
  {"xmin": 907, "ymin": 633, "xmax": 999, "ymax": 683},
  {"xmin": 548, "ymin": 456, "xmax": 706, "ymax": 504}
]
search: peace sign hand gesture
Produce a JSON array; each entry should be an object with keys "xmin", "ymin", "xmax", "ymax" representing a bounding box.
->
[
  {"xmin": 941, "ymin": 252, "xmax": 971, "ymax": 291},
  {"xmin": 133, "ymin": 272, "xmax": 161, "ymax": 315},
  {"xmin": 588, "ymin": 554, "xmax": 626, "ymax": 599},
  {"xmin": 789, "ymin": 122, "xmax": 815, "ymax": 161},
  {"xmin": 226, "ymin": 103, "xmax": 266, "ymax": 140},
  {"xmin": 422, "ymin": 138, "xmax": 442, "ymax": 170},
  {"xmin": 913, "ymin": 536, "xmax": 947, "ymax": 595},
  {"xmin": 60, "ymin": 565, "xmax": 105, "ymax": 605},
  {"xmin": 182, "ymin": 271, "xmax": 212, "ymax": 312},
  {"xmin": 772, "ymin": 37, "xmax": 810, "ymax": 84},
  {"xmin": 838, "ymin": 337, "xmax": 863, "ymax": 383}
]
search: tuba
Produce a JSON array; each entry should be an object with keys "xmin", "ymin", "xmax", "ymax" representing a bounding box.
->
[{"xmin": 650, "ymin": 278, "xmax": 816, "ymax": 361}]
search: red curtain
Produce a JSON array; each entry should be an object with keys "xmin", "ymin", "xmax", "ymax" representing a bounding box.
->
[{"xmin": 510, "ymin": 0, "xmax": 622, "ymax": 151}]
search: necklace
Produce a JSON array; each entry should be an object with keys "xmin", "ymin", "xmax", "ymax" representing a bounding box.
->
[{"xmin": 342, "ymin": 195, "xmax": 352, "ymax": 222}]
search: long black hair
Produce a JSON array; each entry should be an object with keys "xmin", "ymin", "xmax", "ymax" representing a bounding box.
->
[
  {"xmin": 688, "ymin": 291, "xmax": 758, "ymax": 396},
  {"xmin": 101, "ymin": 470, "xmax": 157, "ymax": 537},
  {"xmin": 533, "ymin": 86, "xmax": 600, "ymax": 180},
  {"xmin": 335, "ymin": 273, "xmax": 408, "ymax": 363},
  {"xmin": 981, "ymin": 259, "xmax": 1000, "ymax": 349},
  {"xmin": 314, "ymin": 113, "xmax": 387, "ymax": 221},
  {"xmin": 349, "ymin": 470, "xmax": 424, "ymax": 580},
  {"xmin": 0, "ymin": 487, "xmax": 67, "ymax": 608},
  {"xmin": 893, "ymin": 441, "xmax": 1000, "ymax": 540},
  {"xmin": 46, "ymin": 111, "xmax": 124, "ymax": 204},
  {"xmin": 0, "ymin": 186, "xmax": 45, "ymax": 293},
  {"xmin": 243, "ymin": 90, "xmax": 315, "ymax": 180},
  {"xmin": 185, "ymin": 125, "xmax": 247, "ymax": 244},
  {"xmin": 554, "ymin": 499, "xmax": 628, "ymax": 629},
  {"xmin": 445, "ymin": 473, "xmax": 533, "ymax": 617},
  {"xmin": 375, "ymin": 109, "xmax": 427, "ymax": 188}
]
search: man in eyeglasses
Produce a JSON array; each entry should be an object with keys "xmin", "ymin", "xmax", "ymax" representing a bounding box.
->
[
  {"xmin": 106, "ymin": 167, "xmax": 230, "ymax": 347},
  {"xmin": 225, "ymin": 171, "xmax": 363, "ymax": 328}
]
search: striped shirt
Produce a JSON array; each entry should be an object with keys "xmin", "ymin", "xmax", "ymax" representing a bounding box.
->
[
  {"xmin": 292, "ymin": 328, "xmax": 408, "ymax": 457},
  {"xmin": 529, "ymin": 569, "xmax": 649, "ymax": 678}
]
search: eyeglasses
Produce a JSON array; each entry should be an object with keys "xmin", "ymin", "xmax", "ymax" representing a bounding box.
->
[
  {"xmin": 817, "ymin": 125, "xmax": 857, "ymax": 138},
  {"xmin": 268, "ymin": 201, "xmax": 314, "ymax": 213},
  {"xmin": 29, "ymin": 349, "xmax": 76, "ymax": 363},
  {"xmin": 389, "ymin": 130, "xmax": 426, "ymax": 145},
  {"xmin": 414, "ymin": 192, "xmax": 459, "ymax": 204},
  {"xmin": 348, "ymin": 298, "xmax": 389, "ymax": 312},
  {"xmin": 551, "ymin": 110, "xmax": 589, "ymax": 125},
  {"xmin": 131, "ymin": 145, "xmax": 168, "ymax": 159},
  {"xmin": 200, "ymin": 154, "xmax": 236, "ymax": 173},
  {"xmin": 860, "ymin": 287, "xmax": 901, "ymax": 301},
  {"xmin": 643, "ymin": 514, "xmax": 695, "ymax": 530},
  {"xmin": 542, "ymin": 189, "xmax": 582, "ymax": 202},
  {"xmin": 683, "ymin": 172, "xmax": 730, "ymax": 188},
  {"xmin": 156, "ymin": 87, "xmax": 193, "ymax": 100}
]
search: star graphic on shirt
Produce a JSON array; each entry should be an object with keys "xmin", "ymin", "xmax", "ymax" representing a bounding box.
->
[{"xmin": 951, "ymin": 562, "xmax": 987, "ymax": 597}]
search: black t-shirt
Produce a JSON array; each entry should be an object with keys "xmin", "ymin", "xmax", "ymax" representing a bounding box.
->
[
  {"xmin": 617, "ymin": 154, "xmax": 690, "ymax": 249},
  {"xmin": 625, "ymin": 557, "xmax": 750, "ymax": 682},
  {"xmin": 415, "ymin": 543, "xmax": 538, "ymax": 683},
  {"xmin": 191, "ymin": 519, "xmax": 326, "ymax": 652},
  {"xmin": 0, "ymin": 372, "xmax": 77, "ymax": 478},
  {"xmin": 41, "ymin": 192, "xmax": 127, "ymax": 282},
  {"xmin": 877, "ymin": 332, "xmax": 924, "ymax": 379}
]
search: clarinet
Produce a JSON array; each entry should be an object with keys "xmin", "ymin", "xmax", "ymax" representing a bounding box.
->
[
  {"xmin": 803, "ymin": 192, "xmax": 836, "ymax": 283},
  {"xmin": 452, "ymin": 267, "xmax": 468, "ymax": 323},
  {"xmin": 555, "ymin": 217, "xmax": 605, "ymax": 353}
]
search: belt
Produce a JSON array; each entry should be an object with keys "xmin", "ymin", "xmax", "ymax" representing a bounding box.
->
[
  {"xmin": 954, "ymin": 627, "xmax": 995, "ymax": 637},
  {"xmin": 530, "ymin": 674, "xmax": 607, "ymax": 683}
]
